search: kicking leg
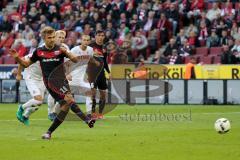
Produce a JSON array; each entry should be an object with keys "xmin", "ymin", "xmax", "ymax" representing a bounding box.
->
[{"xmin": 42, "ymin": 101, "xmax": 70, "ymax": 140}]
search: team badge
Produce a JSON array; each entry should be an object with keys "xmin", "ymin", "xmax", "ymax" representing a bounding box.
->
[{"xmin": 54, "ymin": 51, "xmax": 60, "ymax": 55}]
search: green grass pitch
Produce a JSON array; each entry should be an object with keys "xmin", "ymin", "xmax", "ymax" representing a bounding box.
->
[{"xmin": 0, "ymin": 104, "xmax": 239, "ymax": 160}]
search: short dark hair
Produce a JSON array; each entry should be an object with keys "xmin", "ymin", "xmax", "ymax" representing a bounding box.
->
[{"xmin": 95, "ymin": 30, "xmax": 104, "ymax": 35}]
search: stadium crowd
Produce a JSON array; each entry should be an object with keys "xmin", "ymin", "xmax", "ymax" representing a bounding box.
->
[{"xmin": 1, "ymin": 0, "xmax": 240, "ymax": 64}]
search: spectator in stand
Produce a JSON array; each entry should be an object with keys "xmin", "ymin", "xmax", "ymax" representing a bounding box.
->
[
  {"xmin": 206, "ymin": 29, "xmax": 220, "ymax": 47},
  {"xmin": 26, "ymin": 6, "xmax": 40, "ymax": 25},
  {"xmin": 118, "ymin": 22, "xmax": 129, "ymax": 43},
  {"xmin": 35, "ymin": 0, "xmax": 48, "ymax": 15},
  {"xmin": 0, "ymin": 15, "xmax": 13, "ymax": 32},
  {"xmin": 50, "ymin": 17, "xmax": 61, "ymax": 30},
  {"xmin": 118, "ymin": 12, "xmax": 129, "ymax": 28},
  {"xmin": 187, "ymin": 0, "xmax": 205, "ymax": 21},
  {"xmin": 106, "ymin": 22, "xmax": 118, "ymax": 40},
  {"xmin": 132, "ymin": 30, "xmax": 148, "ymax": 60},
  {"xmin": 74, "ymin": 12, "xmax": 88, "ymax": 32},
  {"xmin": 230, "ymin": 21, "xmax": 240, "ymax": 40},
  {"xmin": 216, "ymin": 19, "xmax": 228, "ymax": 36},
  {"xmin": 89, "ymin": 12, "xmax": 102, "ymax": 30},
  {"xmin": 147, "ymin": 29, "xmax": 158, "ymax": 54},
  {"xmin": 231, "ymin": 39, "xmax": 240, "ymax": 52},
  {"xmin": 169, "ymin": 49, "xmax": 182, "ymax": 64},
  {"xmin": 188, "ymin": 31, "xmax": 199, "ymax": 48},
  {"xmin": 3, "ymin": 0, "xmax": 240, "ymax": 64},
  {"xmin": 125, "ymin": 2, "xmax": 137, "ymax": 20},
  {"xmin": 156, "ymin": 13, "xmax": 171, "ymax": 45},
  {"xmin": 228, "ymin": 37, "xmax": 235, "ymax": 50},
  {"xmin": 143, "ymin": 11, "xmax": 157, "ymax": 33},
  {"xmin": 206, "ymin": 2, "xmax": 221, "ymax": 21},
  {"xmin": 176, "ymin": 29, "xmax": 187, "ymax": 46},
  {"xmin": 221, "ymin": 45, "xmax": 235, "ymax": 64},
  {"xmin": 198, "ymin": 21, "xmax": 209, "ymax": 44},
  {"xmin": 8, "ymin": 7, "xmax": 22, "ymax": 23},
  {"xmin": 152, "ymin": 50, "xmax": 168, "ymax": 64},
  {"xmin": 221, "ymin": 1, "xmax": 235, "ymax": 24},
  {"xmin": 60, "ymin": 0, "xmax": 72, "ymax": 15},
  {"xmin": 197, "ymin": 12, "xmax": 211, "ymax": 29},
  {"xmin": 47, "ymin": 5, "xmax": 60, "ymax": 22},
  {"xmin": 219, "ymin": 30, "xmax": 231, "ymax": 46},
  {"xmin": 137, "ymin": 3, "xmax": 148, "ymax": 21},
  {"xmin": 185, "ymin": 23, "xmax": 198, "ymax": 37},
  {"xmin": 64, "ymin": 14, "xmax": 76, "ymax": 31},
  {"xmin": 154, "ymin": 2, "xmax": 165, "ymax": 19},
  {"xmin": 163, "ymin": 38, "xmax": 178, "ymax": 57},
  {"xmin": 129, "ymin": 14, "xmax": 142, "ymax": 32},
  {"xmin": 39, "ymin": 14, "xmax": 50, "ymax": 27},
  {"xmin": 166, "ymin": 3, "xmax": 179, "ymax": 35},
  {"xmin": 178, "ymin": 39, "xmax": 193, "ymax": 57},
  {"xmin": 17, "ymin": 0, "xmax": 29, "ymax": 16}
]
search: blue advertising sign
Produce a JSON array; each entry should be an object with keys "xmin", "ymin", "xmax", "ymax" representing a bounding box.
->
[{"xmin": 0, "ymin": 65, "xmax": 18, "ymax": 79}]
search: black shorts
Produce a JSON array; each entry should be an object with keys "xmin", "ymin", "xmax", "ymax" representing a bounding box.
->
[
  {"xmin": 46, "ymin": 79, "xmax": 71, "ymax": 105},
  {"xmin": 93, "ymin": 70, "xmax": 108, "ymax": 90}
]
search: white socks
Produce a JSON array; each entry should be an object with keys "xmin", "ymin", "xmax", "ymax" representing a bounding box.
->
[
  {"xmin": 47, "ymin": 94, "xmax": 55, "ymax": 114},
  {"xmin": 86, "ymin": 96, "xmax": 92, "ymax": 114},
  {"xmin": 22, "ymin": 99, "xmax": 43, "ymax": 118},
  {"xmin": 23, "ymin": 107, "xmax": 39, "ymax": 118},
  {"xmin": 22, "ymin": 99, "xmax": 43, "ymax": 109}
]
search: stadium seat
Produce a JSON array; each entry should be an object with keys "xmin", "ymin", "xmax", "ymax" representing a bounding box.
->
[
  {"xmin": 235, "ymin": 2, "xmax": 240, "ymax": 9},
  {"xmin": 209, "ymin": 47, "xmax": 223, "ymax": 56},
  {"xmin": 199, "ymin": 56, "xmax": 213, "ymax": 64},
  {"xmin": 221, "ymin": 2, "xmax": 233, "ymax": 8},
  {"xmin": 199, "ymin": 39, "xmax": 206, "ymax": 47},
  {"xmin": 0, "ymin": 57, "xmax": 3, "ymax": 64},
  {"xmin": 184, "ymin": 56, "xmax": 199, "ymax": 64},
  {"xmin": 195, "ymin": 47, "xmax": 209, "ymax": 56},
  {"xmin": 207, "ymin": 3, "xmax": 213, "ymax": 9},
  {"xmin": 3, "ymin": 56, "xmax": 16, "ymax": 64},
  {"xmin": 212, "ymin": 56, "xmax": 221, "ymax": 64}
]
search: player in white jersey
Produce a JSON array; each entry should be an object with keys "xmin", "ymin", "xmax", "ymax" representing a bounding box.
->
[
  {"xmin": 68, "ymin": 35, "xmax": 95, "ymax": 116},
  {"xmin": 16, "ymin": 39, "xmax": 46, "ymax": 125}
]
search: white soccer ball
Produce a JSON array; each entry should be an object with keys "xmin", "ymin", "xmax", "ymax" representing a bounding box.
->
[{"xmin": 214, "ymin": 118, "xmax": 231, "ymax": 134}]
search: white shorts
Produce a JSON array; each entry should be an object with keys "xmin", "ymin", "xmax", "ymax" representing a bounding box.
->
[
  {"xmin": 69, "ymin": 79, "xmax": 91, "ymax": 95},
  {"xmin": 25, "ymin": 78, "xmax": 46, "ymax": 98}
]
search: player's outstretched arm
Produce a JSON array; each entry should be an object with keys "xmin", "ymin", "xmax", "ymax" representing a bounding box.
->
[
  {"xmin": 16, "ymin": 64, "xmax": 23, "ymax": 81},
  {"xmin": 9, "ymin": 49, "xmax": 33, "ymax": 68},
  {"xmin": 60, "ymin": 46, "xmax": 78, "ymax": 63}
]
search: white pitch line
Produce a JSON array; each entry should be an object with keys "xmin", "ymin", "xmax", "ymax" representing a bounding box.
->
[
  {"xmin": 0, "ymin": 116, "xmax": 120, "ymax": 122},
  {"xmin": 0, "ymin": 112, "xmax": 240, "ymax": 122}
]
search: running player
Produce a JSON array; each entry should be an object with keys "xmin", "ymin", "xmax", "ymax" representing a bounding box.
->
[
  {"xmin": 9, "ymin": 26, "xmax": 95, "ymax": 140},
  {"xmin": 68, "ymin": 34, "xmax": 100, "ymax": 118},
  {"xmin": 16, "ymin": 39, "xmax": 46, "ymax": 125},
  {"xmin": 90, "ymin": 30, "xmax": 111, "ymax": 119}
]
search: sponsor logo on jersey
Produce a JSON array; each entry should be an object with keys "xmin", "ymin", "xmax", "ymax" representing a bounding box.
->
[{"xmin": 42, "ymin": 58, "xmax": 60, "ymax": 62}]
